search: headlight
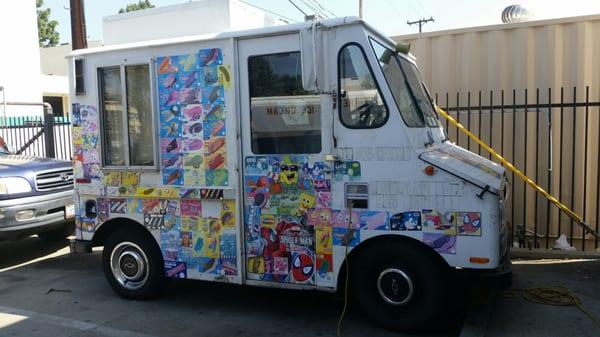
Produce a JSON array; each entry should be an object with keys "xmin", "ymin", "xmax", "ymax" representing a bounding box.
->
[{"xmin": 0, "ymin": 177, "xmax": 33, "ymax": 194}]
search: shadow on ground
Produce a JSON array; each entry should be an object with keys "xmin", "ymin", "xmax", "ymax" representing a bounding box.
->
[{"xmin": 0, "ymin": 236, "xmax": 69, "ymax": 270}]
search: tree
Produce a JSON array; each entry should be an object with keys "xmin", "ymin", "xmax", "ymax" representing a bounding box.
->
[
  {"xmin": 119, "ymin": 0, "xmax": 155, "ymax": 13},
  {"xmin": 37, "ymin": 0, "xmax": 60, "ymax": 47}
]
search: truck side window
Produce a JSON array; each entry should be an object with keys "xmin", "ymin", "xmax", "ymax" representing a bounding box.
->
[
  {"xmin": 248, "ymin": 52, "xmax": 321, "ymax": 154},
  {"xmin": 338, "ymin": 44, "xmax": 388, "ymax": 129},
  {"xmin": 98, "ymin": 64, "xmax": 155, "ymax": 167},
  {"xmin": 99, "ymin": 67, "xmax": 126, "ymax": 166}
]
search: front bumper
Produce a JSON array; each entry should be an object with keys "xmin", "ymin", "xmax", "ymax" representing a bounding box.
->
[
  {"xmin": 481, "ymin": 252, "xmax": 513, "ymax": 290},
  {"xmin": 0, "ymin": 189, "xmax": 75, "ymax": 240}
]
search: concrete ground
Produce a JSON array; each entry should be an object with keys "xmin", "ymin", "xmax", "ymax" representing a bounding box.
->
[
  {"xmin": 4, "ymin": 238, "xmax": 597, "ymax": 337},
  {"xmin": 0, "ymin": 237, "xmax": 463, "ymax": 337},
  {"xmin": 485, "ymin": 258, "xmax": 600, "ymax": 337}
]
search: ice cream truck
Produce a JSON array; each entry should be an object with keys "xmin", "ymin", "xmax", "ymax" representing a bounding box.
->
[{"xmin": 68, "ymin": 17, "xmax": 510, "ymax": 331}]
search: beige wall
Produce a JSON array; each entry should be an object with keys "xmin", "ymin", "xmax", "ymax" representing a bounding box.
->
[
  {"xmin": 40, "ymin": 40, "xmax": 102, "ymax": 77},
  {"xmin": 392, "ymin": 14, "xmax": 600, "ymax": 99},
  {"xmin": 393, "ymin": 15, "xmax": 600, "ymax": 250}
]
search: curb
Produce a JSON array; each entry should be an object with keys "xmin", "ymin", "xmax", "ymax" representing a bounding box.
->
[{"xmin": 510, "ymin": 247, "xmax": 600, "ymax": 260}]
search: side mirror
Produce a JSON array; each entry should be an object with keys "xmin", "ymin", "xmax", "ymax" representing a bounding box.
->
[{"xmin": 300, "ymin": 23, "xmax": 325, "ymax": 92}]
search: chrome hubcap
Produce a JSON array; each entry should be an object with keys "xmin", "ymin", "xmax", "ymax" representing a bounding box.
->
[
  {"xmin": 377, "ymin": 268, "xmax": 414, "ymax": 306},
  {"xmin": 110, "ymin": 242, "xmax": 149, "ymax": 290}
]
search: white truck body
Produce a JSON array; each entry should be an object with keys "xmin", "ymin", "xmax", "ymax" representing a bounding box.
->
[{"xmin": 68, "ymin": 17, "xmax": 508, "ymax": 328}]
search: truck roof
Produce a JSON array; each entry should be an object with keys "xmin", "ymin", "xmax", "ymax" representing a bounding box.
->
[{"xmin": 67, "ymin": 16, "xmax": 397, "ymax": 58}]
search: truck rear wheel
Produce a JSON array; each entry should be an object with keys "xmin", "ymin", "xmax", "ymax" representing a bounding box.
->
[
  {"xmin": 352, "ymin": 240, "xmax": 450, "ymax": 332},
  {"xmin": 102, "ymin": 227, "xmax": 165, "ymax": 299}
]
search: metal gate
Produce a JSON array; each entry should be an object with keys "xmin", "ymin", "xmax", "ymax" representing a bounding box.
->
[
  {"xmin": 436, "ymin": 86, "xmax": 600, "ymax": 252},
  {"xmin": 0, "ymin": 102, "xmax": 72, "ymax": 161}
]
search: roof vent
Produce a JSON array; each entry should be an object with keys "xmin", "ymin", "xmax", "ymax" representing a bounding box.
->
[{"xmin": 501, "ymin": 4, "xmax": 534, "ymax": 23}]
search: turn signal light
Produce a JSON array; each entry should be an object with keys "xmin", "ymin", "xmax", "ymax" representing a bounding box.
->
[
  {"xmin": 469, "ymin": 257, "xmax": 490, "ymax": 264},
  {"xmin": 423, "ymin": 165, "xmax": 435, "ymax": 176}
]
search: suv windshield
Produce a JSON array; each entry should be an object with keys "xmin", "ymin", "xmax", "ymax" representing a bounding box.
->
[{"xmin": 370, "ymin": 38, "xmax": 439, "ymax": 128}]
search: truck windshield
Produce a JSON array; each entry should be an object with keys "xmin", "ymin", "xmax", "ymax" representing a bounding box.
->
[{"xmin": 370, "ymin": 38, "xmax": 439, "ymax": 128}]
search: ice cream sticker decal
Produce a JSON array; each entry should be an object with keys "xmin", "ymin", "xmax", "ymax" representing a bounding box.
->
[{"xmin": 156, "ymin": 48, "xmax": 229, "ymax": 187}]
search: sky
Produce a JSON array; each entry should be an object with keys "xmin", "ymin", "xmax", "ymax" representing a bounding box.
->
[{"xmin": 43, "ymin": 0, "xmax": 600, "ymax": 44}]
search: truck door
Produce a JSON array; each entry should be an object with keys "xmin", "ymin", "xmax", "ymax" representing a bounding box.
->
[
  {"xmin": 238, "ymin": 34, "xmax": 335, "ymax": 287},
  {"xmin": 326, "ymin": 31, "xmax": 414, "ymax": 234}
]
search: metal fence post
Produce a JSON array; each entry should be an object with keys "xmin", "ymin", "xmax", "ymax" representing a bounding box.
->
[{"xmin": 43, "ymin": 103, "xmax": 55, "ymax": 158}]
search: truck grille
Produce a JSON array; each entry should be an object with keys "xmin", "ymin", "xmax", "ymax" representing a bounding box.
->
[{"xmin": 35, "ymin": 168, "xmax": 74, "ymax": 191}]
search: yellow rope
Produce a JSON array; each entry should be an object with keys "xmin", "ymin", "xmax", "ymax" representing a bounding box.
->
[
  {"xmin": 501, "ymin": 286, "xmax": 600, "ymax": 328},
  {"xmin": 435, "ymin": 106, "xmax": 580, "ymax": 221}
]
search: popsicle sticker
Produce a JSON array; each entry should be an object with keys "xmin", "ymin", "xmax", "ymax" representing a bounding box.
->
[{"xmin": 158, "ymin": 56, "xmax": 179, "ymax": 74}]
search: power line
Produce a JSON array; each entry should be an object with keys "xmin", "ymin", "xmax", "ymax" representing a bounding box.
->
[
  {"xmin": 288, "ymin": 0, "xmax": 310, "ymax": 17},
  {"xmin": 407, "ymin": 16, "xmax": 434, "ymax": 33},
  {"xmin": 413, "ymin": 0, "xmax": 430, "ymax": 18},
  {"xmin": 308, "ymin": 0, "xmax": 336, "ymax": 17},
  {"xmin": 407, "ymin": 0, "xmax": 426, "ymax": 18},
  {"xmin": 298, "ymin": 0, "xmax": 329, "ymax": 18},
  {"xmin": 239, "ymin": 0, "xmax": 299, "ymax": 23}
]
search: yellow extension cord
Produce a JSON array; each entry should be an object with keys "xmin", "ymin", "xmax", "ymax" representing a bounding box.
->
[
  {"xmin": 501, "ymin": 286, "xmax": 600, "ymax": 328},
  {"xmin": 337, "ymin": 207, "xmax": 352, "ymax": 337}
]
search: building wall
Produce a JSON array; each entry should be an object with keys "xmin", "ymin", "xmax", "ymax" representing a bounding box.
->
[
  {"xmin": 40, "ymin": 40, "xmax": 102, "ymax": 77},
  {"xmin": 392, "ymin": 14, "xmax": 600, "ymax": 101},
  {"xmin": 102, "ymin": 0, "xmax": 284, "ymax": 45},
  {"xmin": 0, "ymin": 0, "xmax": 43, "ymax": 116}
]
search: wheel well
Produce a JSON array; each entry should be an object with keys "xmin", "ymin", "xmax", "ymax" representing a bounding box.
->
[
  {"xmin": 92, "ymin": 217, "xmax": 150, "ymax": 247},
  {"xmin": 336, "ymin": 234, "xmax": 450, "ymax": 291}
]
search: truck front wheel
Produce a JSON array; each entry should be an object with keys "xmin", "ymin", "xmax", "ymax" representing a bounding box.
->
[
  {"xmin": 102, "ymin": 227, "xmax": 165, "ymax": 299},
  {"xmin": 352, "ymin": 240, "xmax": 450, "ymax": 332}
]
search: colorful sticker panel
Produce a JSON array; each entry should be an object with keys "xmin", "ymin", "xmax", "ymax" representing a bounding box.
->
[
  {"xmin": 457, "ymin": 212, "xmax": 482, "ymax": 236},
  {"xmin": 390, "ymin": 211, "xmax": 422, "ymax": 231},
  {"xmin": 422, "ymin": 209, "xmax": 456, "ymax": 235},
  {"xmin": 423, "ymin": 233, "xmax": 456, "ymax": 255},
  {"xmin": 156, "ymin": 48, "xmax": 229, "ymax": 187},
  {"xmin": 243, "ymin": 156, "xmax": 334, "ymax": 285}
]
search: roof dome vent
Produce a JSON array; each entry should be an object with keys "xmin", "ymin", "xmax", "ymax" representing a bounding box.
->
[{"xmin": 501, "ymin": 4, "xmax": 534, "ymax": 23}]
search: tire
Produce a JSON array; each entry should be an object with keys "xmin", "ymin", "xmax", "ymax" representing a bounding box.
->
[
  {"xmin": 102, "ymin": 227, "xmax": 165, "ymax": 300},
  {"xmin": 352, "ymin": 240, "xmax": 450, "ymax": 332},
  {"xmin": 38, "ymin": 221, "xmax": 75, "ymax": 241}
]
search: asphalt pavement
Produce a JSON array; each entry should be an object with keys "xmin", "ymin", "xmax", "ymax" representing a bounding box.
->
[{"xmin": 0, "ymin": 237, "xmax": 464, "ymax": 337}]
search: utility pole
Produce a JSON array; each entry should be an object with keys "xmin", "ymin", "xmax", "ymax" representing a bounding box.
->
[
  {"xmin": 358, "ymin": 0, "xmax": 363, "ymax": 19},
  {"xmin": 407, "ymin": 16, "xmax": 434, "ymax": 33},
  {"xmin": 70, "ymin": 0, "xmax": 87, "ymax": 50}
]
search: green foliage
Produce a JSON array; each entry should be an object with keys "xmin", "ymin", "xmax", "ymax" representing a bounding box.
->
[
  {"xmin": 119, "ymin": 0, "xmax": 155, "ymax": 14},
  {"xmin": 37, "ymin": 0, "xmax": 60, "ymax": 47}
]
